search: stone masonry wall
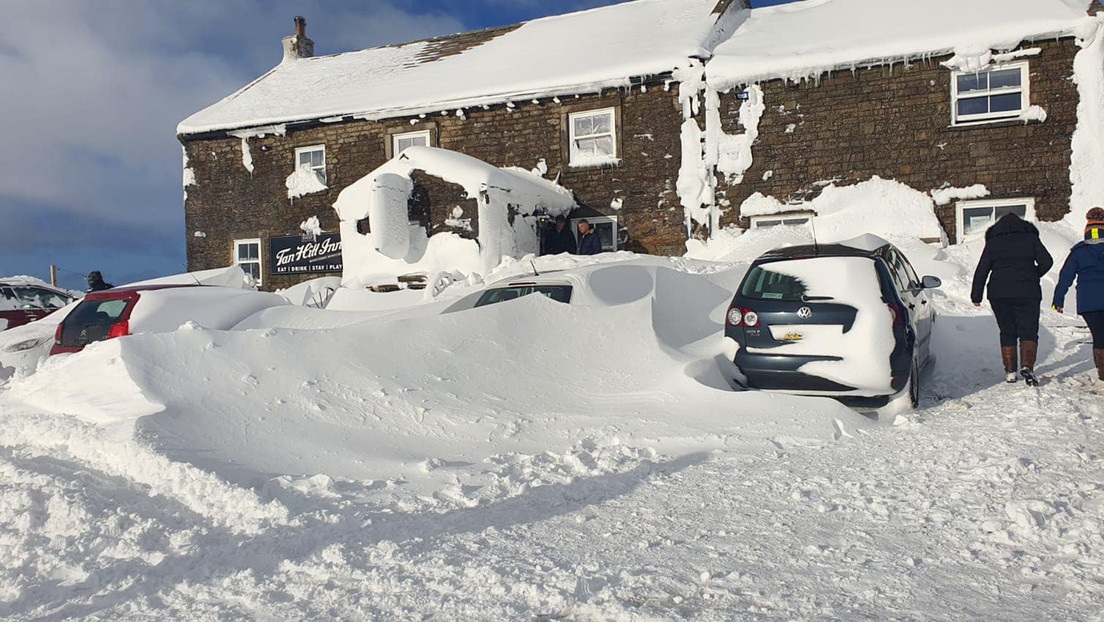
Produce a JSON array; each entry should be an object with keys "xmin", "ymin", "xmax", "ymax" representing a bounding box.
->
[
  {"xmin": 182, "ymin": 84, "xmax": 686, "ymax": 290},
  {"xmin": 712, "ymin": 39, "xmax": 1081, "ymax": 241}
]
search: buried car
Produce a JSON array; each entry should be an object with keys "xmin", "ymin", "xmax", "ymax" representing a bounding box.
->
[
  {"xmin": 51, "ymin": 284, "xmax": 288, "ymax": 355},
  {"xmin": 1, "ymin": 280, "xmax": 76, "ymax": 331},
  {"xmin": 725, "ymin": 235, "xmax": 940, "ymax": 413}
]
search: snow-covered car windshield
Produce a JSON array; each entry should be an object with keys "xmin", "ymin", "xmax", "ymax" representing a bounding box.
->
[{"xmin": 474, "ymin": 285, "xmax": 572, "ymax": 308}]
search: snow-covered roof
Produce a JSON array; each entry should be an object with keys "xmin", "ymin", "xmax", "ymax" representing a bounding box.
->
[
  {"xmin": 179, "ymin": 0, "xmax": 743, "ymax": 136},
  {"xmin": 707, "ymin": 0, "xmax": 1097, "ymax": 89}
]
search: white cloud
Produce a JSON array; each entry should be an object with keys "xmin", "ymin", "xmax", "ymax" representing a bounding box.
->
[{"xmin": 0, "ymin": 0, "xmax": 464, "ymax": 240}]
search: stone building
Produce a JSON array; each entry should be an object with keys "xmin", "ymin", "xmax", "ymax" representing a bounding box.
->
[
  {"xmin": 179, "ymin": 0, "xmax": 747, "ymax": 290},
  {"xmin": 179, "ymin": 0, "xmax": 1103, "ymax": 290}
]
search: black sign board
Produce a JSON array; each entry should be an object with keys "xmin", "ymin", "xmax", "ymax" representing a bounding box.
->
[{"xmin": 270, "ymin": 233, "xmax": 343, "ymax": 275}]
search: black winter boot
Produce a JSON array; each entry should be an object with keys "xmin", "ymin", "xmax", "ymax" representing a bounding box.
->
[{"xmin": 1020, "ymin": 341, "xmax": 1039, "ymax": 387}]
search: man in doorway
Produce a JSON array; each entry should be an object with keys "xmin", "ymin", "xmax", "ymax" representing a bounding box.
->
[
  {"xmin": 577, "ymin": 219, "xmax": 603, "ymax": 256},
  {"xmin": 542, "ymin": 215, "xmax": 577, "ymax": 255}
]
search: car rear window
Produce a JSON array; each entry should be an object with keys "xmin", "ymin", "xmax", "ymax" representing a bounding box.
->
[
  {"xmin": 474, "ymin": 285, "xmax": 572, "ymax": 308},
  {"xmin": 740, "ymin": 262, "xmax": 815, "ymax": 301},
  {"xmin": 60, "ymin": 299, "xmax": 132, "ymax": 347}
]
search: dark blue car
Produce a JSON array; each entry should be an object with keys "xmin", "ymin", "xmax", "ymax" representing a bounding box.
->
[{"xmin": 725, "ymin": 237, "xmax": 941, "ymax": 413}]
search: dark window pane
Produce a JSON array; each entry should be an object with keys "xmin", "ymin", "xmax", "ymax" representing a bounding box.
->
[
  {"xmin": 994, "ymin": 204, "xmax": 1028, "ymax": 220},
  {"xmin": 757, "ymin": 219, "xmax": 781, "ymax": 228},
  {"xmin": 989, "ymin": 93, "xmax": 1022, "ymax": 113},
  {"xmin": 963, "ymin": 207, "xmax": 994, "ymax": 235},
  {"xmin": 989, "ymin": 68, "xmax": 1022, "ymax": 90},
  {"xmin": 958, "ymin": 96, "xmax": 989, "ymax": 117},
  {"xmin": 957, "ymin": 73, "xmax": 987, "ymax": 94}
]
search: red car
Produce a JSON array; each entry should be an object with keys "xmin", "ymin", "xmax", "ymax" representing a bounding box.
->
[
  {"xmin": 50, "ymin": 284, "xmax": 288, "ymax": 355},
  {"xmin": 0, "ymin": 281, "xmax": 76, "ymax": 331}
]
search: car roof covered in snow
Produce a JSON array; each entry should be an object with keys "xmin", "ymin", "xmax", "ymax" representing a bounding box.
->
[
  {"xmin": 179, "ymin": 0, "xmax": 743, "ymax": 135},
  {"xmin": 754, "ymin": 242, "xmax": 887, "ymax": 263},
  {"xmin": 707, "ymin": 0, "xmax": 1096, "ymax": 89}
]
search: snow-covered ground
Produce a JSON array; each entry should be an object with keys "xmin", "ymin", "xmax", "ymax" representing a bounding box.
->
[{"xmin": 2, "ymin": 224, "xmax": 1103, "ymax": 619}]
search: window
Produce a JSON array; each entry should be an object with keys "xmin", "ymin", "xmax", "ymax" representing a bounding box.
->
[
  {"xmin": 392, "ymin": 130, "xmax": 431, "ymax": 156},
  {"xmin": 885, "ymin": 249, "xmax": 920, "ymax": 292},
  {"xmin": 951, "ymin": 63, "xmax": 1029, "ymax": 125},
  {"xmin": 571, "ymin": 216, "xmax": 621, "ymax": 252},
  {"xmin": 955, "ymin": 198, "xmax": 1035, "ymax": 242},
  {"xmin": 294, "ymin": 145, "xmax": 326, "ymax": 183},
  {"xmin": 569, "ymin": 108, "xmax": 618, "ymax": 167},
  {"xmin": 749, "ymin": 213, "xmax": 813, "ymax": 229},
  {"xmin": 234, "ymin": 238, "xmax": 262, "ymax": 285},
  {"xmin": 474, "ymin": 285, "xmax": 573, "ymax": 308},
  {"xmin": 11, "ymin": 286, "xmax": 71, "ymax": 310}
]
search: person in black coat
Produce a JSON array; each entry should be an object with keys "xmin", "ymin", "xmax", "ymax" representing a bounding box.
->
[
  {"xmin": 542, "ymin": 215, "xmax": 577, "ymax": 255},
  {"xmin": 971, "ymin": 213, "xmax": 1054, "ymax": 385},
  {"xmin": 87, "ymin": 271, "xmax": 114, "ymax": 292},
  {"xmin": 577, "ymin": 219, "xmax": 603, "ymax": 256}
]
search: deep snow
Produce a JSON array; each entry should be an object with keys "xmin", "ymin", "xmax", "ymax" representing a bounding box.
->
[{"xmin": 2, "ymin": 226, "xmax": 1103, "ymax": 618}]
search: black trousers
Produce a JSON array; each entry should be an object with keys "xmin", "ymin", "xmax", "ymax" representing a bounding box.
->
[
  {"xmin": 1084, "ymin": 310, "xmax": 1104, "ymax": 349},
  {"xmin": 991, "ymin": 298, "xmax": 1041, "ymax": 347}
]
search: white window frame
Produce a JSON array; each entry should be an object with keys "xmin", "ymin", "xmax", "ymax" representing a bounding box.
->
[
  {"xmin": 955, "ymin": 198, "xmax": 1036, "ymax": 243},
  {"xmin": 233, "ymin": 238, "xmax": 263, "ymax": 286},
  {"xmin": 571, "ymin": 216, "xmax": 619, "ymax": 252},
  {"xmin": 568, "ymin": 108, "xmax": 618, "ymax": 167},
  {"xmin": 392, "ymin": 130, "xmax": 431, "ymax": 156},
  {"xmin": 294, "ymin": 145, "xmax": 326, "ymax": 183},
  {"xmin": 950, "ymin": 62, "xmax": 1030, "ymax": 126},
  {"xmin": 749, "ymin": 212, "xmax": 814, "ymax": 229}
]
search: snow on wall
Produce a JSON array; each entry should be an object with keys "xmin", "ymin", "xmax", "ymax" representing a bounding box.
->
[
  {"xmin": 179, "ymin": 0, "xmax": 738, "ymax": 135},
  {"xmin": 706, "ymin": 84, "xmax": 764, "ymax": 185},
  {"xmin": 1069, "ymin": 14, "xmax": 1104, "ymax": 231},
  {"xmin": 734, "ymin": 176, "xmax": 945, "ymax": 243},
  {"xmin": 930, "ymin": 184, "xmax": 989, "ymax": 206},
  {"xmin": 706, "ymin": 0, "xmax": 1094, "ymax": 90},
  {"xmin": 333, "ymin": 147, "xmax": 575, "ymax": 286},
  {"xmin": 182, "ymin": 147, "xmax": 195, "ymax": 188},
  {"xmin": 239, "ymin": 137, "xmax": 254, "ymax": 174},
  {"xmin": 285, "ymin": 164, "xmax": 328, "ymax": 199}
]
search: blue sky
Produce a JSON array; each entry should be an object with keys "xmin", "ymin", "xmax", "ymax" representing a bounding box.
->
[{"xmin": 0, "ymin": 0, "xmax": 794, "ymax": 290}]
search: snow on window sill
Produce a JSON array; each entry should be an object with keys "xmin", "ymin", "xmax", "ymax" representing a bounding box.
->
[
  {"xmin": 568, "ymin": 155, "xmax": 622, "ymax": 169},
  {"xmin": 948, "ymin": 108, "xmax": 1046, "ymax": 129}
]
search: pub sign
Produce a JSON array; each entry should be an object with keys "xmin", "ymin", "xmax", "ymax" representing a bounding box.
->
[{"xmin": 270, "ymin": 233, "xmax": 343, "ymax": 275}]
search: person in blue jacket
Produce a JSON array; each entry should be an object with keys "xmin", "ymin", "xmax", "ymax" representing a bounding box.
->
[
  {"xmin": 1053, "ymin": 207, "xmax": 1104, "ymax": 382},
  {"xmin": 577, "ymin": 219, "xmax": 603, "ymax": 256}
]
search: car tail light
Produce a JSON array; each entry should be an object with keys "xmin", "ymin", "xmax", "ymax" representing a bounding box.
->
[
  {"xmin": 743, "ymin": 309, "xmax": 760, "ymax": 327},
  {"xmin": 887, "ymin": 302, "xmax": 905, "ymax": 326},
  {"xmin": 54, "ymin": 323, "xmax": 63, "ymax": 345},
  {"xmin": 726, "ymin": 306, "xmax": 744, "ymax": 326},
  {"xmin": 107, "ymin": 320, "xmax": 129, "ymax": 339}
]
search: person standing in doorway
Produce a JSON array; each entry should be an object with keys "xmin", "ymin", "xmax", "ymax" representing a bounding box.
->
[
  {"xmin": 971, "ymin": 213, "xmax": 1054, "ymax": 386},
  {"xmin": 1052, "ymin": 207, "xmax": 1104, "ymax": 383},
  {"xmin": 577, "ymin": 219, "xmax": 603, "ymax": 256},
  {"xmin": 542, "ymin": 215, "xmax": 577, "ymax": 255}
]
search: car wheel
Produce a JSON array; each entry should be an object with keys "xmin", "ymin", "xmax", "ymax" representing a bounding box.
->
[{"xmin": 877, "ymin": 358, "xmax": 920, "ymax": 419}]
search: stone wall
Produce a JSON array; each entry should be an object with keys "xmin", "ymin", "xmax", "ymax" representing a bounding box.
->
[
  {"xmin": 182, "ymin": 82, "xmax": 687, "ymax": 290},
  {"xmin": 712, "ymin": 39, "xmax": 1081, "ymax": 241}
]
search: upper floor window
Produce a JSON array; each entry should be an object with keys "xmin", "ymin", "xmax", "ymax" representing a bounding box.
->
[
  {"xmin": 393, "ymin": 130, "xmax": 431, "ymax": 156},
  {"xmin": 234, "ymin": 238, "xmax": 263, "ymax": 286},
  {"xmin": 951, "ymin": 63, "xmax": 1029, "ymax": 125},
  {"xmin": 956, "ymin": 198, "xmax": 1035, "ymax": 242},
  {"xmin": 295, "ymin": 145, "xmax": 326, "ymax": 183},
  {"xmin": 569, "ymin": 108, "xmax": 618, "ymax": 167}
]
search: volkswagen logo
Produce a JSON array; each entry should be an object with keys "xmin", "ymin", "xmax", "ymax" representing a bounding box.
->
[{"xmin": 797, "ymin": 307, "xmax": 813, "ymax": 320}]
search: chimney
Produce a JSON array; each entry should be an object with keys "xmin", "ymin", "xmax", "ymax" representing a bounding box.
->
[{"xmin": 282, "ymin": 16, "xmax": 315, "ymax": 63}]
